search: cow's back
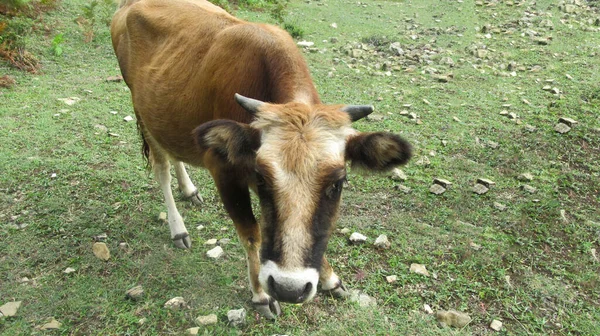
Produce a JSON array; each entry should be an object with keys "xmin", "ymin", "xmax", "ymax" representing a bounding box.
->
[{"xmin": 111, "ymin": 0, "xmax": 319, "ymax": 165}]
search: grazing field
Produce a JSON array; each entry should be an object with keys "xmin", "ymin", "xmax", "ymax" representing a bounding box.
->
[{"xmin": 1, "ymin": 0, "xmax": 599, "ymax": 334}]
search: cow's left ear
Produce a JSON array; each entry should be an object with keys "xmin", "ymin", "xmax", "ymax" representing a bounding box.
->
[
  {"xmin": 194, "ymin": 120, "xmax": 261, "ymax": 166},
  {"xmin": 345, "ymin": 132, "xmax": 412, "ymax": 171}
]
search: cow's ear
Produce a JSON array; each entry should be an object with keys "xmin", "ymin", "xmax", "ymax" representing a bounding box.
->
[
  {"xmin": 194, "ymin": 120, "xmax": 261, "ymax": 166},
  {"xmin": 345, "ymin": 132, "xmax": 412, "ymax": 171}
]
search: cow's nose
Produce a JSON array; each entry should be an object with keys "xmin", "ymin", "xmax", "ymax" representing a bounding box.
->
[{"xmin": 268, "ymin": 275, "xmax": 313, "ymax": 303}]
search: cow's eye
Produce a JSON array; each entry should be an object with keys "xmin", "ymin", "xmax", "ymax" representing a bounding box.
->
[{"xmin": 326, "ymin": 178, "xmax": 346, "ymax": 198}]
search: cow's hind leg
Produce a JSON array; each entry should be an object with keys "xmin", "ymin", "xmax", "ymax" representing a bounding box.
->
[
  {"xmin": 320, "ymin": 257, "xmax": 350, "ymax": 298},
  {"xmin": 150, "ymin": 149, "xmax": 191, "ymax": 249},
  {"xmin": 206, "ymin": 157, "xmax": 281, "ymax": 319},
  {"xmin": 174, "ymin": 161, "xmax": 203, "ymax": 205}
]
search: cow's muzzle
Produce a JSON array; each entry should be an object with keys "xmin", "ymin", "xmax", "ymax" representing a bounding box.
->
[{"xmin": 258, "ymin": 260, "xmax": 318, "ymax": 303}]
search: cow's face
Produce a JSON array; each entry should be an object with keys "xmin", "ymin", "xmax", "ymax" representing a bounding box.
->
[{"xmin": 195, "ymin": 95, "xmax": 411, "ymax": 304}]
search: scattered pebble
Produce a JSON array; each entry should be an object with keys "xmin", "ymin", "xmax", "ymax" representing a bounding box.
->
[
  {"xmin": 349, "ymin": 290, "xmax": 377, "ymax": 307},
  {"xmin": 118, "ymin": 242, "xmax": 130, "ymax": 251},
  {"xmin": 490, "ymin": 319, "xmax": 503, "ymax": 331},
  {"xmin": 385, "ymin": 275, "xmax": 398, "ymax": 283},
  {"xmin": 218, "ymin": 238, "xmax": 231, "ymax": 246},
  {"xmin": 493, "ymin": 202, "xmax": 507, "ymax": 211},
  {"xmin": 106, "ymin": 75, "xmax": 123, "ymax": 82},
  {"xmin": 123, "ymin": 115, "xmax": 134, "ymax": 122},
  {"xmin": 469, "ymin": 242, "xmax": 482, "ymax": 250},
  {"xmin": 522, "ymin": 185, "xmax": 537, "ymax": 193},
  {"xmin": 389, "ymin": 168, "xmax": 407, "ymax": 181},
  {"xmin": 339, "ymin": 227, "xmax": 351, "ymax": 234},
  {"xmin": 297, "ymin": 41, "xmax": 314, "ymax": 47},
  {"xmin": 227, "ymin": 308, "xmax": 246, "ymax": 327},
  {"xmin": 195, "ymin": 313, "xmax": 218, "ymax": 325},
  {"xmin": 433, "ymin": 178, "xmax": 452, "ymax": 188},
  {"xmin": 93, "ymin": 233, "xmax": 107, "ymax": 242},
  {"xmin": 374, "ymin": 234, "xmax": 391, "ymax": 249},
  {"xmin": 187, "ymin": 327, "xmax": 200, "ymax": 335},
  {"xmin": 63, "ymin": 267, "xmax": 76, "ymax": 274},
  {"xmin": 394, "ymin": 184, "xmax": 411, "ymax": 194},
  {"xmin": 558, "ymin": 117, "xmax": 578, "ymax": 127},
  {"xmin": 138, "ymin": 317, "xmax": 147, "ymax": 325},
  {"xmin": 473, "ymin": 183, "xmax": 489, "ymax": 195},
  {"xmin": 38, "ymin": 318, "xmax": 61, "ymax": 330},
  {"xmin": 424, "ymin": 304, "xmax": 434, "ymax": 314},
  {"xmin": 554, "ymin": 123, "xmax": 571, "ymax": 134},
  {"xmin": 92, "ymin": 242, "xmax": 111, "ymax": 261},
  {"xmin": 517, "ymin": 173, "xmax": 533, "ymax": 181},
  {"xmin": 591, "ymin": 248, "xmax": 598, "ymax": 262},
  {"xmin": 0, "ymin": 301, "xmax": 22, "ymax": 317},
  {"xmin": 158, "ymin": 212, "xmax": 167, "ymax": 222},
  {"xmin": 349, "ymin": 232, "xmax": 367, "ymax": 244},
  {"xmin": 164, "ymin": 297, "xmax": 186, "ymax": 310},
  {"xmin": 204, "ymin": 238, "xmax": 217, "ymax": 245},
  {"xmin": 207, "ymin": 246, "xmax": 224, "ymax": 259},
  {"xmin": 126, "ymin": 285, "xmax": 144, "ymax": 301},
  {"xmin": 409, "ymin": 263, "xmax": 430, "ymax": 277},
  {"xmin": 435, "ymin": 310, "xmax": 471, "ymax": 328},
  {"xmin": 416, "ymin": 156, "xmax": 431, "ymax": 166},
  {"xmin": 429, "ymin": 184, "xmax": 446, "ymax": 195},
  {"xmin": 57, "ymin": 97, "xmax": 80, "ymax": 105},
  {"xmin": 196, "ymin": 225, "xmax": 205, "ymax": 230}
]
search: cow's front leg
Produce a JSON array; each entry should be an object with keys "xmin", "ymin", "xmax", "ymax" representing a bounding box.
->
[
  {"xmin": 320, "ymin": 257, "xmax": 350, "ymax": 298},
  {"xmin": 207, "ymin": 161, "xmax": 281, "ymax": 319},
  {"xmin": 173, "ymin": 161, "xmax": 203, "ymax": 206}
]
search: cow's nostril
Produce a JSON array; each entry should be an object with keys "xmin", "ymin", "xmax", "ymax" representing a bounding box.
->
[{"xmin": 300, "ymin": 282, "xmax": 313, "ymax": 301}]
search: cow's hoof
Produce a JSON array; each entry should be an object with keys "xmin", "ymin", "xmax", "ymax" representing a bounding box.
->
[
  {"xmin": 172, "ymin": 233, "xmax": 192, "ymax": 249},
  {"xmin": 253, "ymin": 297, "xmax": 281, "ymax": 319},
  {"xmin": 323, "ymin": 281, "xmax": 350, "ymax": 299},
  {"xmin": 186, "ymin": 189, "xmax": 203, "ymax": 206}
]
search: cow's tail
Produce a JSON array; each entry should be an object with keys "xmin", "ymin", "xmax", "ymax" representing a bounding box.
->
[{"xmin": 135, "ymin": 115, "xmax": 151, "ymax": 170}]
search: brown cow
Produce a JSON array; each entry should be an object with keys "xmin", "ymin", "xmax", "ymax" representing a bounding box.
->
[{"xmin": 111, "ymin": 0, "xmax": 411, "ymax": 318}]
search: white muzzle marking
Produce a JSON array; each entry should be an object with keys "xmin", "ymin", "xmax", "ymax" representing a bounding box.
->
[{"xmin": 259, "ymin": 260, "xmax": 319, "ymax": 303}]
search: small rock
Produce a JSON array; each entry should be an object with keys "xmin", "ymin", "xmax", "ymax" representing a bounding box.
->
[
  {"xmin": 558, "ymin": 117, "xmax": 578, "ymax": 127},
  {"xmin": 525, "ymin": 124, "xmax": 537, "ymax": 132},
  {"xmin": 94, "ymin": 124, "xmax": 108, "ymax": 132},
  {"xmin": 39, "ymin": 318, "xmax": 61, "ymax": 330},
  {"xmin": 453, "ymin": 116, "xmax": 461, "ymax": 122},
  {"xmin": 441, "ymin": 140, "xmax": 448, "ymax": 147},
  {"xmin": 297, "ymin": 41, "xmax": 314, "ymax": 47},
  {"xmin": 108, "ymin": 133, "xmax": 120, "ymax": 137},
  {"xmin": 554, "ymin": 123, "xmax": 571, "ymax": 134},
  {"xmin": 385, "ymin": 275, "xmax": 397, "ymax": 283},
  {"xmin": 394, "ymin": 184, "xmax": 411, "ymax": 194},
  {"xmin": 0, "ymin": 301, "xmax": 22, "ymax": 317},
  {"xmin": 218, "ymin": 238, "xmax": 231, "ymax": 246},
  {"xmin": 123, "ymin": 115, "xmax": 134, "ymax": 122},
  {"xmin": 374, "ymin": 234, "xmax": 391, "ymax": 249},
  {"xmin": 367, "ymin": 113, "xmax": 385, "ymax": 121},
  {"xmin": 349, "ymin": 290, "xmax": 377, "ymax": 307},
  {"xmin": 349, "ymin": 232, "xmax": 367, "ymax": 244},
  {"xmin": 435, "ymin": 310, "xmax": 471, "ymax": 328},
  {"xmin": 473, "ymin": 184, "xmax": 489, "ymax": 195},
  {"xmin": 195, "ymin": 313, "xmax": 218, "ymax": 325},
  {"xmin": 207, "ymin": 246, "xmax": 224, "ymax": 259},
  {"xmin": 164, "ymin": 297, "xmax": 186, "ymax": 310},
  {"xmin": 433, "ymin": 178, "xmax": 452, "ymax": 188},
  {"xmin": 518, "ymin": 173, "xmax": 533, "ymax": 181},
  {"xmin": 138, "ymin": 318, "xmax": 147, "ymax": 325},
  {"xmin": 118, "ymin": 242, "xmax": 129, "ymax": 251},
  {"xmin": 390, "ymin": 168, "xmax": 407, "ymax": 181},
  {"xmin": 126, "ymin": 285, "xmax": 144, "ymax": 301},
  {"xmin": 429, "ymin": 184, "xmax": 446, "ymax": 195},
  {"xmin": 424, "ymin": 304, "xmax": 434, "ymax": 314},
  {"xmin": 409, "ymin": 263, "xmax": 430, "ymax": 277},
  {"xmin": 416, "ymin": 156, "xmax": 431, "ymax": 166},
  {"xmin": 330, "ymin": 23, "xmax": 337, "ymax": 29},
  {"xmin": 493, "ymin": 202, "xmax": 506, "ymax": 211},
  {"xmin": 227, "ymin": 308, "xmax": 246, "ymax": 327},
  {"xmin": 490, "ymin": 319, "xmax": 503, "ymax": 331},
  {"xmin": 204, "ymin": 238, "xmax": 217, "ymax": 245},
  {"xmin": 522, "ymin": 185, "xmax": 537, "ymax": 193},
  {"xmin": 477, "ymin": 178, "xmax": 495, "ymax": 188},
  {"xmin": 196, "ymin": 225, "xmax": 205, "ymax": 230},
  {"xmin": 591, "ymin": 248, "xmax": 598, "ymax": 262},
  {"xmin": 63, "ymin": 267, "xmax": 76, "ymax": 274},
  {"xmin": 57, "ymin": 97, "xmax": 80, "ymax": 106},
  {"xmin": 158, "ymin": 212, "xmax": 167, "ymax": 222},
  {"xmin": 92, "ymin": 242, "xmax": 111, "ymax": 261},
  {"xmin": 340, "ymin": 227, "xmax": 351, "ymax": 234},
  {"xmin": 187, "ymin": 327, "xmax": 200, "ymax": 335},
  {"xmin": 560, "ymin": 209, "xmax": 569, "ymax": 223}
]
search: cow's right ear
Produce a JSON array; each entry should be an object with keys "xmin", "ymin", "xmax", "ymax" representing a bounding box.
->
[{"xmin": 194, "ymin": 120, "xmax": 261, "ymax": 166}]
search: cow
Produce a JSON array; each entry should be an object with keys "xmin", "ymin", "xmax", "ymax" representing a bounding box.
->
[{"xmin": 110, "ymin": 0, "xmax": 411, "ymax": 318}]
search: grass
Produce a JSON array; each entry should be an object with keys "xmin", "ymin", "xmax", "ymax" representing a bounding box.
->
[{"xmin": 1, "ymin": 0, "xmax": 599, "ymax": 334}]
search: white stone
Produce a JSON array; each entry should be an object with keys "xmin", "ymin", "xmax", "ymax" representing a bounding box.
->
[
  {"xmin": 204, "ymin": 238, "xmax": 217, "ymax": 245},
  {"xmin": 339, "ymin": 227, "xmax": 351, "ymax": 234},
  {"xmin": 423, "ymin": 304, "xmax": 434, "ymax": 314},
  {"xmin": 374, "ymin": 234, "xmax": 391, "ymax": 249},
  {"xmin": 187, "ymin": 327, "xmax": 200, "ymax": 335},
  {"xmin": 390, "ymin": 168, "xmax": 407, "ymax": 181},
  {"xmin": 349, "ymin": 232, "xmax": 367, "ymax": 244},
  {"xmin": 92, "ymin": 242, "xmax": 110, "ymax": 261},
  {"xmin": 39, "ymin": 318, "xmax": 61, "ymax": 330},
  {"xmin": 123, "ymin": 115, "xmax": 134, "ymax": 122},
  {"xmin": 158, "ymin": 212, "xmax": 167, "ymax": 222},
  {"xmin": 227, "ymin": 308, "xmax": 246, "ymax": 327},
  {"xmin": 430, "ymin": 184, "xmax": 446, "ymax": 195},
  {"xmin": 63, "ymin": 267, "xmax": 76, "ymax": 274},
  {"xmin": 196, "ymin": 313, "xmax": 218, "ymax": 325},
  {"xmin": 349, "ymin": 290, "xmax": 377, "ymax": 307},
  {"xmin": 409, "ymin": 263, "xmax": 430, "ymax": 276},
  {"xmin": 385, "ymin": 275, "xmax": 397, "ymax": 283},
  {"xmin": 164, "ymin": 297, "xmax": 186, "ymax": 310},
  {"xmin": 490, "ymin": 319, "xmax": 503, "ymax": 331},
  {"xmin": 0, "ymin": 301, "xmax": 22, "ymax": 317},
  {"xmin": 207, "ymin": 246, "xmax": 224, "ymax": 259},
  {"xmin": 297, "ymin": 41, "xmax": 314, "ymax": 47}
]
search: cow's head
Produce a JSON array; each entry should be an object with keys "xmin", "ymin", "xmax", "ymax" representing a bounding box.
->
[{"xmin": 195, "ymin": 94, "xmax": 411, "ymax": 303}]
